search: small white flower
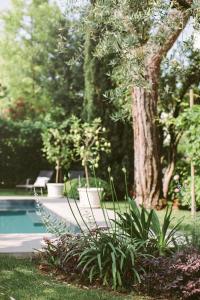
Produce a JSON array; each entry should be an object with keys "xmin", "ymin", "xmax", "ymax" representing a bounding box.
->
[
  {"xmin": 173, "ymin": 174, "xmax": 179, "ymax": 181},
  {"xmin": 122, "ymin": 167, "xmax": 127, "ymax": 173}
]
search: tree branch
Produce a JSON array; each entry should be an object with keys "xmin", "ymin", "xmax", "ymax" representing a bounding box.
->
[{"xmin": 147, "ymin": 1, "xmax": 193, "ymax": 66}]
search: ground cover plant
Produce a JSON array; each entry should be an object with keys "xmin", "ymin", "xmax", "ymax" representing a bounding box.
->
[{"xmin": 139, "ymin": 247, "xmax": 200, "ymax": 299}]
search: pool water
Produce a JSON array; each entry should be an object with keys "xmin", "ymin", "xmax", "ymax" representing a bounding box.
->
[{"xmin": 0, "ymin": 200, "xmax": 47, "ymax": 234}]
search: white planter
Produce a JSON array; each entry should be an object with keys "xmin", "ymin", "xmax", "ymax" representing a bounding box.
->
[
  {"xmin": 78, "ymin": 187, "xmax": 103, "ymax": 208},
  {"xmin": 47, "ymin": 183, "xmax": 64, "ymax": 198}
]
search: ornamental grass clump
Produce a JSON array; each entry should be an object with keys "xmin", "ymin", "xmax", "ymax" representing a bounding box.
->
[
  {"xmin": 115, "ymin": 198, "xmax": 183, "ymax": 256},
  {"xmin": 63, "ymin": 230, "xmax": 146, "ymax": 289}
]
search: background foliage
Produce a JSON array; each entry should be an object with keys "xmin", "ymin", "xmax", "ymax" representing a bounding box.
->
[{"xmin": 0, "ymin": 118, "xmax": 49, "ymax": 186}]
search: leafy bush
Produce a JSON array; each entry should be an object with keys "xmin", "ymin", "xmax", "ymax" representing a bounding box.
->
[
  {"xmin": 64, "ymin": 177, "xmax": 111, "ymax": 201},
  {"xmin": 39, "ymin": 234, "xmax": 82, "ymax": 274},
  {"xmin": 42, "ymin": 118, "xmax": 72, "ymax": 183},
  {"xmin": 41, "ymin": 231, "xmax": 145, "ymax": 289},
  {"xmin": 62, "ymin": 230, "xmax": 146, "ymax": 289},
  {"xmin": 40, "ymin": 199, "xmax": 183, "ymax": 290},
  {"xmin": 115, "ymin": 199, "xmax": 182, "ymax": 255},
  {"xmin": 179, "ymin": 175, "xmax": 200, "ymax": 209},
  {"xmin": 39, "ymin": 237, "xmax": 61, "ymax": 268},
  {"xmin": 69, "ymin": 116, "xmax": 110, "ymax": 187},
  {"xmin": 0, "ymin": 118, "xmax": 49, "ymax": 186},
  {"xmin": 139, "ymin": 247, "xmax": 200, "ymax": 299},
  {"xmin": 40, "ymin": 176, "xmax": 183, "ymax": 291}
]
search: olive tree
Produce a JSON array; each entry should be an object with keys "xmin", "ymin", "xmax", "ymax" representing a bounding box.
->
[{"xmin": 86, "ymin": 0, "xmax": 198, "ymax": 207}]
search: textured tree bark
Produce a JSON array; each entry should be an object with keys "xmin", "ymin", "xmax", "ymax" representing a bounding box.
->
[
  {"xmin": 132, "ymin": 63, "xmax": 161, "ymax": 208},
  {"xmin": 132, "ymin": 3, "xmax": 192, "ymax": 208}
]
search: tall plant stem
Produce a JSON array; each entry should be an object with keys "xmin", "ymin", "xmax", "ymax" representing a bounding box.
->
[
  {"xmin": 56, "ymin": 160, "xmax": 60, "ymax": 183},
  {"xmin": 190, "ymin": 89, "xmax": 196, "ymax": 218},
  {"xmin": 84, "ymin": 163, "xmax": 90, "ymax": 187}
]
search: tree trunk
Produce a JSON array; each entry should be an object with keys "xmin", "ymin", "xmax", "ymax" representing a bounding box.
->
[
  {"xmin": 55, "ymin": 160, "xmax": 60, "ymax": 183},
  {"xmin": 162, "ymin": 154, "xmax": 176, "ymax": 199},
  {"xmin": 132, "ymin": 3, "xmax": 192, "ymax": 208},
  {"xmin": 162, "ymin": 130, "xmax": 180, "ymax": 199},
  {"xmin": 132, "ymin": 64, "xmax": 161, "ymax": 208},
  {"xmin": 84, "ymin": 164, "xmax": 90, "ymax": 187}
]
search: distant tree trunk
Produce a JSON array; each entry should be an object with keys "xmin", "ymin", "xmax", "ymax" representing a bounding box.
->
[
  {"xmin": 162, "ymin": 126, "xmax": 182, "ymax": 199},
  {"xmin": 132, "ymin": 62, "xmax": 161, "ymax": 208},
  {"xmin": 161, "ymin": 71, "xmax": 196, "ymax": 199},
  {"xmin": 162, "ymin": 145, "xmax": 176, "ymax": 199}
]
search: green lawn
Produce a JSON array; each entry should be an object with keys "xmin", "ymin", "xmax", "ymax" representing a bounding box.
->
[
  {"xmin": 103, "ymin": 201, "xmax": 200, "ymax": 233},
  {"xmin": 0, "ymin": 256, "xmax": 150, "ymax": 300},
  {"xmin": 0, "ymin": 188, "xmax": 31, "ymax": 196},
  {"xmin": 0, "ymin": 188, "xmax": 47, "ymax": 197}
]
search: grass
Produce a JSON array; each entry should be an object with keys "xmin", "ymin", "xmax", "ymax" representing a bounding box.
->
[
  {"xmin": 0, "ymin": 188, "xmax": 47, "ymax": 196},
  {"xmin": 0, "ymin": 256, "xmax": 151, "ymax": 300},
  {"xmin": 0, "ymin": 188, "xmax": 31, "ymax": 196}
]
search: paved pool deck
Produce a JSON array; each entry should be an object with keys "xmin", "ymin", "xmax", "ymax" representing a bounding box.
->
[{"xmin": 0, "ymin": 196, "xmax": 115, "ymax": 256}]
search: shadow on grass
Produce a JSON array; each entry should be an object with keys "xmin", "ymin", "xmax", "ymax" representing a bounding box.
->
[{"xmin": 0, "ymin": 256, "xmax": 150, "ymax": 300}]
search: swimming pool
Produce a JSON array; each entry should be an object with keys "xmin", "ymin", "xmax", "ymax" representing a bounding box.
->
[{"xmin": 0, "ymin": 200, "xmax": 47, "ymax": 234}]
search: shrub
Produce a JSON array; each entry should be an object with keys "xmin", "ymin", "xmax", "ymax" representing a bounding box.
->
[
  {"xmin": 63, "ymin": 230, "xmax": 146, "ymax": 289},
  {"xmin": 179, "ymin": 175, "xmax": 200, "ymax": 209},
  {"xmin": 42, "ymin": 121, "xmax": 72, "ymax": 183},
  {"xmin": 64, "ymin": 177, "xmax": 111, "ymax": 201},
  {"xmin": 139, "ymin": 247, "xmax": 200, "ymax": 299},
  {"xmin": 40, "ymin": 179, "xmax": 183, "ymax": 291},
  {"xmin": 115, "ymin": 199, "xmax": 182, "ymax": 255},
  {"xmin": 0, "ymin": 118, "xmax": 49, "ymax": 186},
  {"xmin": 40, "ymin": 199, "xmax": 183, "ymax": 290},
  {"xmin": 69, "ymin": 116, "xmax": 110, "ymax": 187},
  {"xmin": 39, "ymin": 234, "xmax": 82, "ymax": 283}
]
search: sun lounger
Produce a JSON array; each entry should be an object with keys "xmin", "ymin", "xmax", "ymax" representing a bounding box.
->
[{"xmin": 16, "ymin": 170, "xmax": 53, "ymax": 193}]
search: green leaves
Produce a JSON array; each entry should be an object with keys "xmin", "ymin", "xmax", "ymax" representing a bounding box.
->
[
  {"xmin": 116, "ymin": 198, "xmax": 153, "ymax": 242},
  {"xmin": 41, "ymin": 114, "xmax": 73, "ymax": 174},
  {"xmin": 69, "ymin": 116, "xmax": 110, "ymax": 183},
  {"xmin": 74, "ymin": 231, "xmax": 144, "ymax": 289},
  {"xmin": 176, "ymin": 105, "xmax": 200, "ymax": 165},
  {"xmin": 116, "ymin": 199, "xmax": 182, "ymax": 255},
  {"xmin": 0, "ymin": 0, "xmax": 84, "ymax": 117}
]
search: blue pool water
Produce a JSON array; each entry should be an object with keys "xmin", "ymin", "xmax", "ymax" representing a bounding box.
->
[{"xmin": 0, "ymin": 200, "xmax": 47, "ymax": 234}]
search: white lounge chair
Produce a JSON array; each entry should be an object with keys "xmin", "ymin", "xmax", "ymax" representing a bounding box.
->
[{"xmin": 16, "ymin": 170, "xmax": 53, "ymax": 194}]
